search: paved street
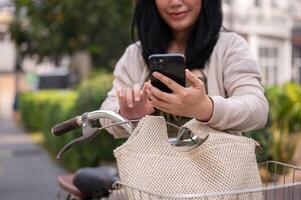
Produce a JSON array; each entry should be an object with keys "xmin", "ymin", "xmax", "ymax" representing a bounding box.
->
[{"xmin": 0, "ymin": 74, "xmax": 66, "ymax": 200}]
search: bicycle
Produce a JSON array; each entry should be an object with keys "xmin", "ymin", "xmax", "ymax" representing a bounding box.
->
[{"xmin": 52, "ymin": 110, "xmax": 301, "ymax": 200}]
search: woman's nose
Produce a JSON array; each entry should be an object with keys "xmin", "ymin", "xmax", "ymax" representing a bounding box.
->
[{"xmin": 169, "ymin": 0, "xmax": 184, "ymax": 7}]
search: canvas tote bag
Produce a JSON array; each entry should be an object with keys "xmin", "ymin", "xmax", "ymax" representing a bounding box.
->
[{"xmin": 113, "ymin": 115, "xmax": 263, "ymax": 200}]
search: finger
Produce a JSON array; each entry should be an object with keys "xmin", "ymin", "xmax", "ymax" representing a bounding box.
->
[
  {"xmin": 147, "ymin": 82, "xmax": 171, "ymax": 102},
  {"xmin": 148, "ymin": 100, "xmax": 170, "ymax": 113},
  {"xmin": 185, "ymin": 69, "xmax": 203, "ymax": 88},
  {"xmin": 125, "ymin": 88, "xmax": 133, "ymax": 108},
  {"xmin": 116, "ymin": 88, "xmax": 125, "ymax": 98},
  {"xmin": 143, "ymin": 81, "xmax": 150, "ymax": 89},
  {"xmin": 141, "ymin": 83, "xmax": 147, "ymax": 93},
  {"xmin": 143, "ymin": 81, "xmax": 151, "ymax": 92},
  {"xmin": 150, "ymin": 103, "xmax": 169, "ymax": 113},
  {"xmin": 117, "ymin": 88, "xmax": 127, "ymax": 105},
  {"xmin": 117, "ymin": 89, "xmax": 128, "ymax": 109},
  {"xmin": 152, "ymin": 71, "xmax": 182, "ymax": 93},
  {"xmin": 133, "ymin": 83, "xmax": 141, "ymax": 101},
  {"xmin": 148, "ymin": 91, "xmax": 170, "ymax": 112},
  {"xmin": 141, "ymin": 84, "xmax": 149, "ymax": 99}
]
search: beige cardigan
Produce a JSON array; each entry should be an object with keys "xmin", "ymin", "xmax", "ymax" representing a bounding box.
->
[{"xmin": 100, "ymin": 32, "xmax": 269, "ymax": 138}]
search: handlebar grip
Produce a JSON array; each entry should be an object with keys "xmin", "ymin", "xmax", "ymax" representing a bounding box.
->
[{"xmin": 51, "ymin": 116, "xmax": 81, "ymax": 136}]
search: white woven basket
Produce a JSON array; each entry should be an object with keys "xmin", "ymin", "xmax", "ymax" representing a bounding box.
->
[{"xmin": 114, "ymin": 115, "xmax": 263, "ymax": 200}]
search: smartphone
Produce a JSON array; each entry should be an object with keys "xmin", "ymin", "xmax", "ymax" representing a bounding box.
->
[{"xmin": 148, "ymin": 53, "xmax": 186, "ymax": 93}]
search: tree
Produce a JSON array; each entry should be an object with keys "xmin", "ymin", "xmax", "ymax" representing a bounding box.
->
[{"xmin": 10, "ymin": 0, "xmax": 133, "ymax": 72}]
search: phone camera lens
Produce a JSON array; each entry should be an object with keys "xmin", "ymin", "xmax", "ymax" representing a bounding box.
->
[{"xmin": 158, "ymin": 59, "xmax": 163, "ymax": 68}]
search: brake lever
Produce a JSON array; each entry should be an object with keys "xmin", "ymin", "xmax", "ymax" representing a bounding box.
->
[
  {"xmin": 56, "ymin": 112, "xmax": 99, "ymax": 160},
  {"xmin": 56, "ymin": 136, "xmax": 85, "ymax": 160},
  {"xmin": 81, "ymin": 112, "xmax": 99, "ymax": 139}
]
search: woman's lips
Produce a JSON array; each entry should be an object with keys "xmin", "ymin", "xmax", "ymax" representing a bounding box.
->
[{"xmin": 168, "ymin": 11, "xmax": 188, "ymax": 20}]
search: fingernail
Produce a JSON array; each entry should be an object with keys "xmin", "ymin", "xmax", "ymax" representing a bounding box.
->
[
  {"xmin": 152, "ymin": 71, "xmax": 159, "ymax": 77},
  {"xmin": 129, "ymin": 104, "xmax": 133, "ymax": 108}
]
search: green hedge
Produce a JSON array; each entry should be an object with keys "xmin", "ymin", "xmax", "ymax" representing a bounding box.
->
[
  {"xmin": 245, "ymin": 82, "xmax": 301, "ymax": 164},
  {"xmin": 19, "ymin": 91, "xmax": 78, "ymax": 132},
  {"xmin": 19, "ymin": 73, "xmax": 125, "ymax": 171}
]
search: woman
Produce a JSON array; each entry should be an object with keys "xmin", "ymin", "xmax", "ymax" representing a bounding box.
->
[{"xmin": 101, "ymin": 0, "xmax": 269, "ymax": 138}]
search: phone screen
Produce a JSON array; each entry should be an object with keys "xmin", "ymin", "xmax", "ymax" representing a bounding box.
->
[{"xmin": 148, "ymin": 54, "xmax": 186, "ymax": 93}]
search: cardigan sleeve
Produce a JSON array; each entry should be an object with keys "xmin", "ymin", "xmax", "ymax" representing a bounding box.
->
[{"xmin": 205, "ymin": 34, "xmax": 269, "ymax": 133}]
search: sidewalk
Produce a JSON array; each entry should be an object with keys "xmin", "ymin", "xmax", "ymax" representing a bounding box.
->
[
  {"xmin": 0, "ymin": 118, "xmax": 66, "ymax": 200},
  {"xmin": 0, "ymin": 74, "xmax": 66, "ymax": 200}
]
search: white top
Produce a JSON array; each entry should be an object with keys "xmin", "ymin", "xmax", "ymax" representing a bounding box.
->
[{"xmin": 100, "ymin": 32, "xmax": 269, "ymax": 138}]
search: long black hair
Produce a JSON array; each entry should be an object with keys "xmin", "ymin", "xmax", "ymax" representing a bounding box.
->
[{"xmin": 131, "ymin": 0, "xmax": 223, "ymax": 69}]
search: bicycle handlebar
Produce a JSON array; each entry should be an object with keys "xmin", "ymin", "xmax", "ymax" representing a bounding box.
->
[
  {"xmin": 51, "ymin": 116, "xmax": 82, "ymax": 136},
  {"xmin": 52, "ymin": 110, "xmax": 207, "ymax": 159},
  {"xmin": 86, "ymin": 110, "xmax": 135, "ymax": 134},
  {"xmin": 51, "ymin": 110, "xmax": 136, "ymax": 159}
]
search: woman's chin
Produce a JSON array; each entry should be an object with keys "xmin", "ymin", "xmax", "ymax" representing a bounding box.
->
[{"xmin": 169, "ymin": 23, "xmax": 191, "ymax": 33}]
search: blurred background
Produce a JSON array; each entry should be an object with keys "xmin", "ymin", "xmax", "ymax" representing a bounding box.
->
[{"xmin": 0, "ymin": 0, "xmax": 301, "ymax": 199}]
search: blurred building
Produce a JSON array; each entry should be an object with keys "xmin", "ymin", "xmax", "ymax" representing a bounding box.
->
[
  {"xmin": 0, "ymin": 0, "xmax": 14, "ymax": 119},
  {"xmin": 1, "ymin": 1, "xmax": 301, "ymax": 86},
  {"xmin": 0, "ymin": 0, "xmax": 15, "ymax": 73},
  {"xmin": 0, "ymin": 1, "xmax": 70, "ymax": 90},
  {"xmin": 223, "ymin": 0, "xmax": 301, "ymax": 85},
  {"xmin": 292, "ymin": 0, "xmax": 301, "ymax": 82}
]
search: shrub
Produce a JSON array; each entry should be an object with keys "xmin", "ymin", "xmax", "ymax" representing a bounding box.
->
[
  {"xmin": 53, "ymin": 74, "xmax": 125, "ymax": 171},
  {"xmin": 19, "ymin": 72, "xmax": 126, "ymax": 171},
  {"xmin": 19, "ymin": 90, "xmax": 77, "ymax": 132},
  {"xmin": 265, "ymin": 83, "xmax": 301, "ymax": 164},
  {"xmin": 245, "ymin": 82, "xmax": 301, "ymax": 164}
]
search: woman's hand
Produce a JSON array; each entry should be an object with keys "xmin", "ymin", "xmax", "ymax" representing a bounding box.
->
[
  {"xmin": 145, "ymin": 69, "xmax": 213, "ymax": 122},
  {"xmin": 117, "ymin": 83, "xmax": 155, "ymax": 119}
]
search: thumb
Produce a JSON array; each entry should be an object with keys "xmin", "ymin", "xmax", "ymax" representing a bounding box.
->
[{"xmin": 185, "ymin": 69, "xmax": 203, "ymax": 88}]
